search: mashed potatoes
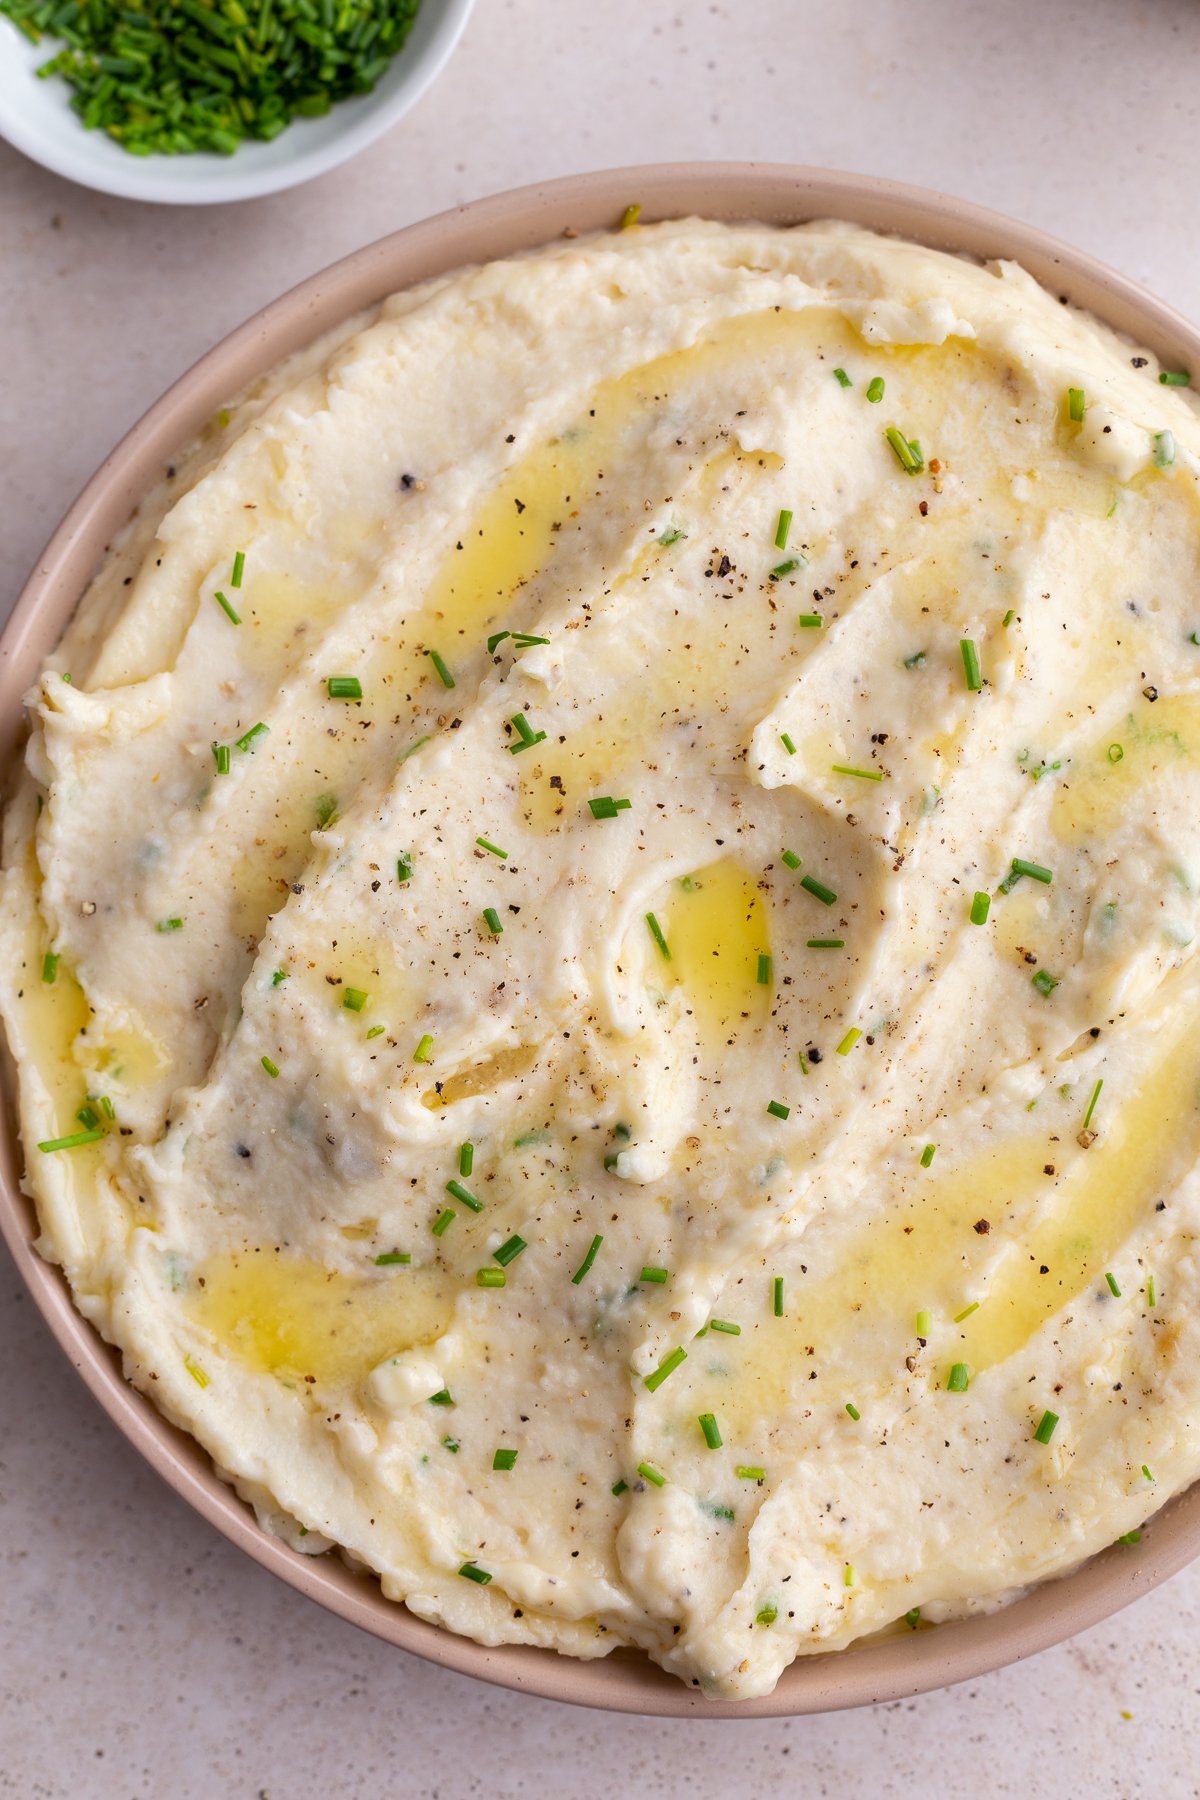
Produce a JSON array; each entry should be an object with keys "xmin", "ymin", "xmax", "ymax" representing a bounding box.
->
[{"xmin": 5, "ymin": 219, "xmax": 1200, "ymax": 1699}]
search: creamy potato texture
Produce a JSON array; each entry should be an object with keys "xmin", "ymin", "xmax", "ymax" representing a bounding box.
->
[{"xmin": 6, "ymin": 221, "xmax": 1200, "ymax": 1699}]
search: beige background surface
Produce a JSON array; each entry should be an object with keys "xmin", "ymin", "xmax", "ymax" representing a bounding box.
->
[{"xmin": 2, "ymin": 1, "xmax": 1200, "ymax": 1794}]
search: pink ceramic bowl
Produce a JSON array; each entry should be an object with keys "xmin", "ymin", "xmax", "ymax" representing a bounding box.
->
[{"xmin": 3, "ymin": 164, "xmax": 1199, "ymax": 1717}]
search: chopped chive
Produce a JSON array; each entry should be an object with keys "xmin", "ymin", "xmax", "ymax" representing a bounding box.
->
[
  {"xmin": 904, "ymin": 650, "xmax": 927, "ymax": 669},
  {"xmin": 709, "ymin": 1319, "xmax": 741, "ymax": 1336},
  {"xmin": 99, "ymin": 1097, "xmax": 115, "ymax": 1121},
  {"xmin": 970, "ymin": 891, "xmax": 991, "ymax": 925},
  {"xmin": 37, "ymin": 1128, "xmax": 104, "ymax": 1153},
  {"xmin": 1002, "ymin": 609, "xmax": 1016, "ymax": 627},
  {"xmin": 428, "ymin": 1388, "xmax": 455, "ymax": 1406},
  {"xmin": 156, "ymin": 917, "xmax": 183, "ymax": 933},
  {"xmin": 620, "ymin": 202, "xmax": 641, "ymax": 229},
  {"xmin": 398, "ymin": 736, "xmax": 431, "ymax": 764},
  {"xmin": 845, "ymin": 1402, "xmax": 861, "ymax": 1421},
  {"xmin": 183, "ymin": 1354, "xmax": 210, "ymax": 1389},
  {"xmin": 1143, "ymin": 1464, "xmax": 1155, "ymax": 1482},
  {"xmin": 833, "ymin": 367, "xmax": 852, "ymax": 387},
  {"xmin": 781, "ymin": 849, "xmax": 802, "ymax": 870},
  {"xmin": 41, "ymin": 951, "xmax": 58, "ymax": 984},
  {"xmin": 960, "ymin": 639, "xmax": 982, "ymax": 691},
  {"xmin": 1105, "ymin": 1271, "xmax": 1121, "ymax": 1297},
  {"xmin": 645, "ymin": 1347, "xmax": 687, "ymax": 1392},
  {"xmin": 373, "ymin": 1251, "xmax": 410, "ymax": 1266},
  {"xmin": 766, "ymin": 1100, "xmax": 790, "ymax": 1120},
  {"xmin": 612, "ymin": 1479, "xmax": 628, "ymax": 1496},
  {"xmin": 1160, "ymin": 369, "xmax": 1191, "ymax": 386},
  {"xmin": 443, "ymin": 1437, "xmax": 460, "ymax": 1453},
  {"xmin": 637, "ymin": 1461, "xmax": 666, "ymax": 1487},
  {"xmin": 235, "ymin": 722, "xmax": 268, "ymax": 753},
  {"xmin": 1117, "ymin": 1530, "xmax": 1142, "ymax": 1546},
  {"xmin": 953, "ymin": 1302, "xmax": 979, "ymax": 1323},
  {"xmin": 906, "ymin": 1608, "xmax": 922, "ymax": 1629},
  {"xmin": 326, "ymin": 676, "xmax": 362, "ymax": 700},
  {"xmin": 920, "ymin": 1143, "xmax": 936, "ymax": 1168},
  {"xmin": 1082, "ymin": 1078, "xmax": 1103, "ymax": 1131},
  {"xmin": 493, "ymin": 1447, "xmax": 518, "ymax": 1470},
  {"xmin": 831, "ymin": 764, "xmax": 882, "ymax": 782},
  {"xmin": 493, "ymin": 1235, "xmax": 526, "ymax": 1267},
  {"xmin": 214, "ymin": 590, "xmax": 241, "ymax": 625},
  {"xmin": 507, "ymin": 711, "xmax": 546, "ymax": 754},
  {"xmin": 396, "ymin": 854, "xmax": 414, "ymax": 884},
  {"xmin": 946, "ymin": 1362, "xmax": 971, "ymax": 1392},
  {"xmin": 658, "ymin": 527, "xmax": 686, "ymax": 547},
  {"xmin": 76, "ymin": 1105, "xmax": 99, "ymax": 1130},
  {"xmin": 800, "ymin": 874, "xmax": 837, "ymax": 906},
  {"xmin": 588, "ymin": 795, "xmax": 632, "ymax": 819},
  {"xmin": 1147, "ymin": 1276, "xmax": 1156, "ymax": 1309},
  {"xmin": 1032, "ymin": 969, "xmax": 1060, "ymax": 997},
  {"xmin": 477, "ymin": 1268, "xmax": 506, "ymax": 1288},
  {"xmin": 1011, "ymin": 857, "xmax": 1053, "ymax": 884},
  {"xmin": 414, "ymin": 1033, "xmax": 434, "ymax": 1063},
  {"xmin": 342, "ymin": 987, "xmax": 368, "ymax": 1012},
  {"xmin": 866, "ymin": 376, "xmax": 885, "ymax": 404},
  {"xmin": 915, "ymin": 1311, "xmax": 931, "ymax": 1337},
  {"xmin": 836, "ymin": 1027, "xmax": 861, "ymax": 1056},
  {"xmin": 459, "ymin": 1142, "xmax": 474, "ymax": 1177},
  {"xmin": 446, "ymin": 1179, "xmax": 482, "ymax": 1212},
  {"xmin": 431, "ymin": 1208, "xmax": 456, "ymax": 1237},
  {"xmin": 1108, "ymin": 743, "xmax": 1124, "ymax": 763},
  {"xmin": 366, "ymin": 1025, "xmax": 385, "ymax": 1040},
  {"xmin": 844, "ymin": 1564, "xmax": 856, "ymax": 1588},
  {"xmin": 773, "ymin": 1276, "xmax": 784, "ymax": 1317},
  {"xmin": 212, "ymin": 742, "xmax": 231, "ymax": 775},
  {"xmin": 231, "ymin": 551, "xmax": 245, "ymax": 589},
  {"xmin": 1034, "ymin": 1409, "xmax": 1059, "ymax": 1444},
  {"xmin": 885, "ymin": 426, "xmax": 924, "ymax": 474},
  {"xmin": 807, "ymin": 937, "xmax": 845, "ymax": 949},
  {"xmin": 483, "ymin": 907, "xmax": 504, "ymax": 937},
  {"xmin": 458, "ymin": 1562, "xmax": 492, "ymax": 1584},
  {"xmin": 770, "ymin": 558, "xmax": 803, "ymax": 579},
  {"xmin": 756, "ymin": 1604, "xmax": 778, "ymax": 1626},
  {"xmin": 1067, "ymin": 386, "xmax": 1086, "ymax": 423},
  {"xmin": 797, "ymin": 613, "xmax": 823, "ymax": 628},
  {"xmin": 756, "ymin": 952, "xmax": 772, "ymax": 985},
  {"xmin": 1155, "ymin": 430, "xmax": 1176, "ymax": 468},
  {"xmin": 260, "ymin": 1055, "xmax": 279, "ymax": 1078},
  {"xmin": 640, "ymin": 1266, "xmax": 669, "ymax": 1284},
  {"xmin": 271, "ymin": 969, "xmax": 289, "ymax": 986},
  {"xmin": 738, "ymin": 1465, "xmax": 766, "ymax": 1481},
  {"xmin": 780, "ymin": 731, "xmax": 797, "ymax": 754},
  {"xmin": 699, "ymin": 1412, "xmax": 723, "ymax": 1449},
  {"xmin": 572, "ymin": 1231, "xmax": 604, "ymax": 1286},
  {"xmin": 774, "ymin": 509, "xmax": 793, "ymax": 549},
  {"xmin": 487, "ymin": 630, "xmax": 510, "ymax": 653},
  {"xmin": 426, "ymin": 650, "xmax": 455, "ymax": 689},
  {"xmin": 475, "ymin": 836, "xmax": 508, "ymax": 859},
  {"xmin": 646, "ymin": 912, "xmax": 670, "ymax": 959}
]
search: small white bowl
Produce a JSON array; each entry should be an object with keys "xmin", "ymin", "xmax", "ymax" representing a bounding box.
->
[{"xmin": 0, "ymin": 0, "xmax": 474, "ymax": 205}]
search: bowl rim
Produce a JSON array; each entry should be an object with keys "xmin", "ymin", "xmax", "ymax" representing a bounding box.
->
[
  {"xmin": 0, "ymin": 0, "xmax": 475, "ymax": 205},
  {"xmin": 4, "ymin": 160, "xmax": 1200, "ymax": 1718}
]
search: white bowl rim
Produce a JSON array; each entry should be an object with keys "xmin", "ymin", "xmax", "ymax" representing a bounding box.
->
[
  {"xmin": 0, "ymin": 0, "xmax": 475, "ymax": 204},
  {"xmin": 2, "ymin": 161, "xmax": 1199, "ymax": 1717}
]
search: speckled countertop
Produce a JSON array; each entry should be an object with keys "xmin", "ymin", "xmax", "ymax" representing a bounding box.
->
[{"xmin": 3, "ymin": 2, "xmax": 1200, "ymax": 1794}]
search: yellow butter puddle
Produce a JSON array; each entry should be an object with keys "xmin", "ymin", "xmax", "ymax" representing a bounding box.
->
[
  {"xmin": 659, "ymin": 860, "xmax": 771, "ymax": 1041},
  {"xmin": 188, "ymin": 1251, "xmax": 455, "ymax": 1388},
  {"xmin": 675, "ymin": 1006, "xmax": 1200, "ymax": 1439},
  {"xmin": 1051, "ymin": 693, "xmax": 1200, "ymax": 846}
]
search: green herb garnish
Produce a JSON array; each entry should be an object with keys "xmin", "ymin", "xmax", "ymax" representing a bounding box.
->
[
  {"xmin": 326, "ymin": 676, "xmax": 362, "ymax": 700},
  {"xmin": 483, "ymin": 907, "xmax": 504, "ymax": 937},
  {"xmin": 214, "ymin": 591, "xmax": 241, "ymax": 626},
  {"xmin": 699, "ymin": 1413, "xmax": 723, "ymax": 1449},
  {"xmin": 427, "ymin": 650, "xmax": 455, "ymax": 689},
  {"xmin": 946, "ymin": 1362, "xmax": 971, "ymax": 1392},
  {"xmin": 766, "ymin": 1100, "xmax": 790, "ymax": 1120},
  {"xmin": 588, "ymin": 795, "xmax": 632, "ymax": 819},
  {"xmin": 644, "ymin": 1347, "xmax": 686, "ymax": 1392},
  {"xmin": 866, "ymin": 376, "xmax": 885, "ymax": 403},
  {"xmin": 492, "ymin": 1447, "xmax": 517, "ymax": 1470},
  {"xmin": 572, "ymin": 1234, "xmax": 603, "ymax": 1285},
  {"xmin": 1034, "ymin": 1410, "xmax": 1058, "ymax": 1444},
  {"xmin": 646, "ymin": 912, "xmax": 670, "ymax": 959},
  {"xmin": 774, "ymin": 509, "xmax": 793, "ymax": 549},
  {"xmin": 960, "ymin": 639, "xmax": 982, "ymax": 691},
  {"xmin": 38, "ymin": 1128, "xmax": 104, "ymax": 1153},
  {"xmin": 970, "ymin": 891, "xmax": 991, "ymax": 925}
]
